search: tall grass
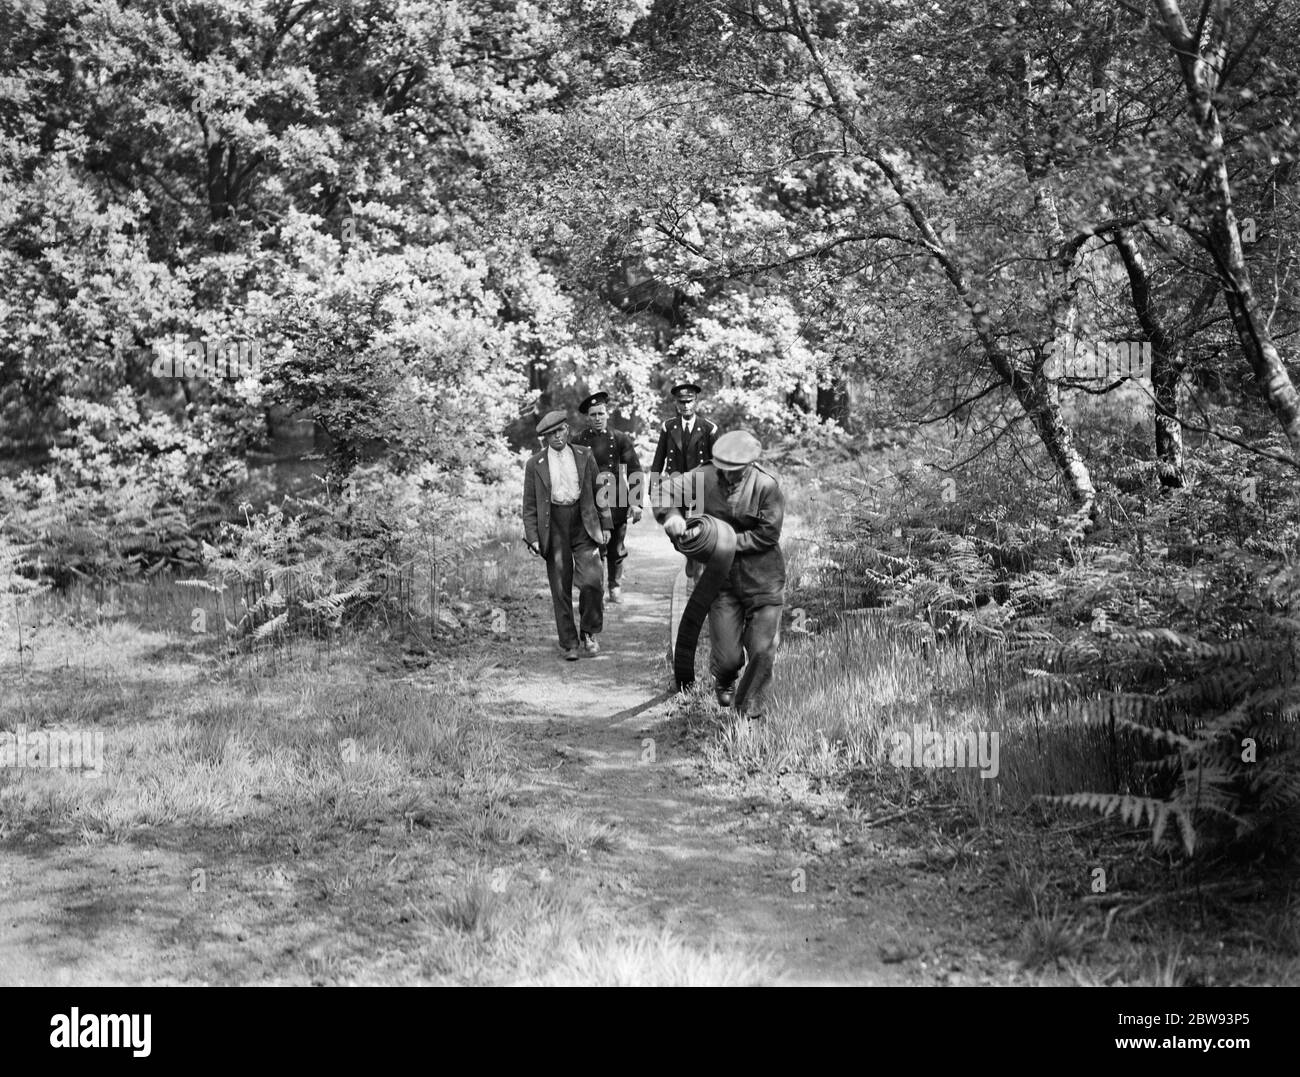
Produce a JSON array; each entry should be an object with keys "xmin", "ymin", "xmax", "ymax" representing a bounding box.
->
[
  {"xmin": 706, "ymin": 608, "xmax": 1139, "ymax": 819},
  {"xmin": 0, "ymin": 599, "xmax": 776, "ymax": 985},
  {"xmin": 706, "ymin": 451, "xmax": 1162, "ymax": 823},
  {"xmin": 0, "ymin": 656, "xmax": 509, "ymax": 841}
]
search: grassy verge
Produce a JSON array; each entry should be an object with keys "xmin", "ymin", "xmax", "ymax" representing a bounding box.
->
[
  {"xmin": 676, "ymin": 441, "xmax": 1300, "ymax": 986},
  {"xmin": 0, "ymin": 569, "xmax": 774, "ymax": 985}
]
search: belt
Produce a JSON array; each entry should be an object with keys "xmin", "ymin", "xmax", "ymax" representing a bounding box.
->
[
  {"xmin": 670, "ymin": 515, "xmax": 737, "ymax": 692},
  {"xmin": 550, "ymin": 499, "xmax": 578, "ymax": 507}
]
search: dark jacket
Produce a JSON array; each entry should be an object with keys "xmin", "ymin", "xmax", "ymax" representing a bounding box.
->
[
  {"xmin": 571, "ymin": 428, "xmax": 643, "ymax": 512},
  {"xmin": 651, "ymin": 415, "xmax": 718, "ymax": 475},
  {"xmin": 522, "ymin": 443, "xmax": 613, "ymax": 555},
  {"xmin": 655, "ymin": 462, "xmax": 785, "ymax": 605}
]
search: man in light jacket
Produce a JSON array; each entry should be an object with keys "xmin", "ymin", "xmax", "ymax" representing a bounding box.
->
[{"xmin": 523, "ymin": 410, "xmax": 612, "ymax": 660}]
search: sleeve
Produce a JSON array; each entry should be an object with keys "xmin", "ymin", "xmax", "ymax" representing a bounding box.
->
[
  {"xmin": 651, "ymin": 423, "xmax": 669, "ymax": 474},
  {"xmin": 620, "ymin": 432, "xmax": 643, "ymax": 477},
  {"xmin": 652, "ymin": 471, "xmax": 690, "ymax": 527},
  {"xmin": 589, "ymin": 455, "xmax": 613, "ymax": 531},
  {"xmin": 522, "ymin": 460, "xmax": 539, "ymax": 545},
  {"xmin": 732, "ymin": 475, "xmax": 784, "ymax": 554}
]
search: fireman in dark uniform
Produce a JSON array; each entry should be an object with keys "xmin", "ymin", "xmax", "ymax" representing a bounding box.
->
[
  {"xmin": 572, "ymin": 391, "xmax": 643, "ymax": 602},
  {"xmin": 651, "ymin": 380, "xmax": 718, "ymax": 581},
  {"xmin": 651, "ymin": 379, "xmax": 718, "ymax": 476}
]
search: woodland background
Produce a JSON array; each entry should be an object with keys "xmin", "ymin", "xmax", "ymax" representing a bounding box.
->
[{"xmin": 1, "ymin": 0, "xmax": 1299, "ymax": 983}]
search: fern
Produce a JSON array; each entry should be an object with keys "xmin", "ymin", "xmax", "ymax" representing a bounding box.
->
[{"xmin": 1023, "ymin": 560, "xmax": 1300, "ymax": 856}]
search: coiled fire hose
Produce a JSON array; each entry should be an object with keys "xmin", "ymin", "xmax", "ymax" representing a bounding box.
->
[{"xmin": 670, "ymin": 515, "xmax": 736, "ymax": 691}]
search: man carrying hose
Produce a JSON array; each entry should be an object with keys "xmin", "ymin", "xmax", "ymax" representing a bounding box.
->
[{"xmin": 655, "ymin": 430, "xmax": 786, "ymax": 722}]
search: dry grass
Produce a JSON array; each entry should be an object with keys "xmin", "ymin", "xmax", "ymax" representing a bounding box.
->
[
  {"xmin": 0, "ymin": 643, "xmax": 503, "ymax": 841},
  {"xmin": 1, "ymin": 580, "xmax": 774, "ymax": 986},
  {"xmin": 535, "ymin": 811, "xmax": 618, "ymax": 858},
  {"xmin": 703, "ymin": 480, "xmax": 1146, "ymax": 823},
  {"xmin": 534, "ymin": 929, "xmax": 776, "ymax": 986}
]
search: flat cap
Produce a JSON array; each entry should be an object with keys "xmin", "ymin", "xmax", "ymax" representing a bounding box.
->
[
  {"xmin": 671, "ymin": 378, "xmax": 702, "ymax": 397},
  {"xmin": 712, "ymin": 430, "xmax": 762, "ymax": 468},
  {"xmin": 535, "ymin": 409, "xmax": 569, "ymax": 435},
  {"xmin": 578, "ymin": 391, "xmax": 609, "ymax": 414}
]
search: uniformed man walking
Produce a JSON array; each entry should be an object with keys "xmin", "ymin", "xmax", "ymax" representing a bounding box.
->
[
  {"xmin": 651, "ymin": 378, "xmax": 718, "ymax": 476},
  {"xmin": 571, "ymin": 391, "xmax": 644, "ymax": 602},
  {"xmin": 656, "ymin": 430, "xmax": 785, "ymax": 721},
  {"xmin": 522, "ymin": 410, "xmax": 611, "ymax": 660},
  {"xmin": 651, "ymin": 379, "xmax": 718, "ymax": 582}
]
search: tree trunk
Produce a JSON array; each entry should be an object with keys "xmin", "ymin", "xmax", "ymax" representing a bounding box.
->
[
  {"xmin": 1151, "ymin": 354, "xmax": 1186, "ymax": 487},
  {"xmin": 816, "ymin": 379, "xmax": 847, "ymax": 424},
  {"xmin": 1153, "ymin": 0, "xmax": 1300, "ymax": 459},
  {"xmin": 1114, "ymin": 229, "xmax": 1193, "ymax": 487},
  {"xmin": 787, "ymin": 0, "xmax": 1098, "ymax": 523},
  {"xmin": 1213, "ymin": 229, "xmax": 1300, "ymax": 451},
  {"xmin": 206, "ymin": 142, "xmax": 231, "ymax": 253}
]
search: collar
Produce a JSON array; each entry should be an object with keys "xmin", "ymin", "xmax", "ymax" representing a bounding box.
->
[{"xmin": 717, "ymin": 463, "xmax": 745, "ymax": 488}]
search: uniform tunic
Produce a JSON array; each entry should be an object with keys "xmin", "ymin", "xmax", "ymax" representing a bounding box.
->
[
  {"xmin": 572, "ymin": 427, "xmax": 642, "ymax": 587},
  {"xmin": 651, "ymin": 415, "xmax": 718, "ymax": 475},
  {"xmin": 571, "ymin": 428, "xmax": 642, "ymax": 511}
]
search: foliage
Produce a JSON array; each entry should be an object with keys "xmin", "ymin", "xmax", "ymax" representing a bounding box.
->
[
  {"xmin": 0, "ymin": 0, "xmax": 595, "ymax": 538},
  {"xmin": 1, "ymin": 0, "xmax": 1299, "ymax": 863},
  {"xmin": 793, "ymin": 420, "xmax": 1300, "ymax": 859},
  {"xmin": 267, "ymin": 250, "xmax": 524, "ymax": 479},
  {"xmin": 196, "ymin": 501, "xmax": 376, "ymax": 642},
  {"xmin": 1018, "ymin": 574, "xmax": 1300, "ymax": 859},
  {"xmin": 196, "ymin": 457, "xmax": 520, "ymax": 643},
  {"xmin": 0, "ymin": 391, "xmax": 240, "ymax": 584}
]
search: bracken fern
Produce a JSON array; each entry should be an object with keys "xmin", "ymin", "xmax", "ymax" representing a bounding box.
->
[{"xmin": 1016, "ymin": 561, "xmax": 1300, "ymax": 856}]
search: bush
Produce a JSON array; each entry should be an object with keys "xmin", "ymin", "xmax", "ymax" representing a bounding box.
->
[
  {"xmin": 1012, "ymin": 562, "xmax": 1300, "ymax": 858},
  {"xmin": 195, "ymin": 458, "xmax": 523, "ymax": 643},
  {"xmin": 788, "ymin": 427, "xmax": 1300, "ymax": 860},
  {"xmin": 0, "ymin": 391, "xmax": 242, "ymax": 586}
]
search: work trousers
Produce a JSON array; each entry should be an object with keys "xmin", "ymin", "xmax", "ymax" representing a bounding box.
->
[
  {"xmin": 708, "ymin": 590, "xmax": 782, "ymax": 716},
  {"xmin": 546, "ymin": 503, "xmax": 604, "ymax": 649},
  {"xmin": 607, "ymin": 506, "xmax": 629, "ymax": 588}
]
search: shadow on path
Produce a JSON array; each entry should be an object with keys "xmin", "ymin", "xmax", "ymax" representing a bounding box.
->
[{"xmin": 482, "ymin": 517, "xmax": 898, "ymax": 984}]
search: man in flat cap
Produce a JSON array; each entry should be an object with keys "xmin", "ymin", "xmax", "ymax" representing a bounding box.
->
[
  {"xmin": 655, "ymin": 430, "xmax": 785, "ymax": 722},
  {"xmin": 571, "ymin": 391, "xmax": 644, "ymax": 603},
  {"xmin": 522, "ymin": 410, "xmax": 611, "ymax": 660},
  {"xmin": 651, "ymin": 379, "xmax": 718, "ymax": 477}
]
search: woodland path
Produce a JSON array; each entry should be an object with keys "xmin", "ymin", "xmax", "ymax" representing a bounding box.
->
[
  {"xmin": 0, "ymin": 521, "xmax": 1018, "ymax": 986},
  {"xmin": 477, "ymin": 518, "xmax": 919, "ymax": 985}
]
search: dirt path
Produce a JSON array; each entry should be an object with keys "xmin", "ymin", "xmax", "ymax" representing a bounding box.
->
[
  {"xmin": 1, "ymin": 520, "xmax": 1021, "ymax": 986},
  {"xmin": 480, "ymin": 518, "xmax": 917, "ymax": 985}
]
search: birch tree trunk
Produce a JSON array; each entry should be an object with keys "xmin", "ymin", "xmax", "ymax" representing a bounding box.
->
[
  {"xmin": 1152, "ymin": 0, "xmax": 1300, "ymax": 459},
  {"xmin": 786, "ymin": 1, "xmax": 1099, "ymax": 524},
  {"xmin": 1112, "ymin": 229, "xmax": 1221, "ymax": 488}
]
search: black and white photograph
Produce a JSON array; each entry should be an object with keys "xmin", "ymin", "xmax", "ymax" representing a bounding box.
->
[{"xmin": 0, "ymin": 0, "xmax": 1296, "ymax": 1025}]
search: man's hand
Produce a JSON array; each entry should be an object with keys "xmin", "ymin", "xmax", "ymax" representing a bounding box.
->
[
  {"xmin": 663, "ymin": 515, "xmax": 687, "ymax": 539},
  {"xmin": 525, "ymin": 540, "xmax": 541, "ymax": 558},
  {"xmin": 600, "ymin": 530, "xmax": 611, "ymax": 546}
]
